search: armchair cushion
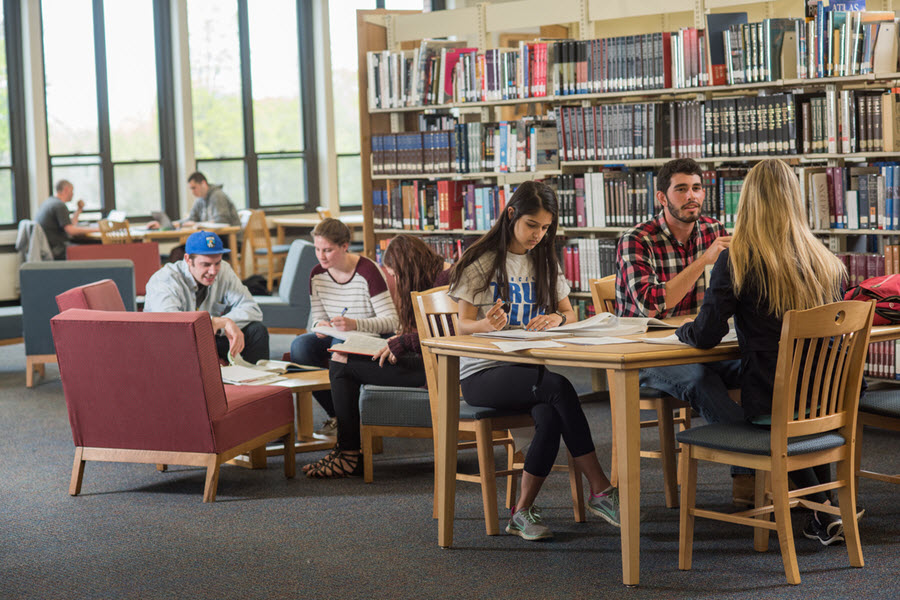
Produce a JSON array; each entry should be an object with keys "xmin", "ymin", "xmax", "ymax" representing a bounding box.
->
[
  {"xmin": 215, "ymin": 384, "xmax": 295, "ymax": 450},
  {"xmin": 56, "ymin": 279, "xmax": 127, "ymax": 312},
  {"xmin": 66, "ymin": 242, "xmax": 161, "ymax": 296},
  {"xmin": 859, "ymin": 389, "xmax": 900, "ymax": 419},
  {"xmin": 0, "ymin": 306, "xmax": 23, "ymax": 341}
]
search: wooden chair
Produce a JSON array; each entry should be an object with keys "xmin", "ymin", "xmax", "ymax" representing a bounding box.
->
[
  {"xmin": 855, "ymin": 387, "xmax": 900, "ymax": 489},
  {"xmin": 242, "ymin": 209, "xmax": 290, "ymax": 292},
  {"xmin": 98, "ymin": 219, "xmax": 133, "ymax": 244},
  {"xmin": 589, "ymin": 275, "xmax": 691, "ymax": 507},
  {"xmin": 677, "ymin": 300, "xmax": 873, "ymax": 585},
  {"xmin": 316, "ymin": 206, "xmax": 332, "ymax": 220},
  {"xmin": 403, "ymin": 286, "xmax": 584, "ymax": 535}
]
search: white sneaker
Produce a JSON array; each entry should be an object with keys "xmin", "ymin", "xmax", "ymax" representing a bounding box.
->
[{"xmin": 314, "ymin": 417, "xmax": 337, "ymax": 437}]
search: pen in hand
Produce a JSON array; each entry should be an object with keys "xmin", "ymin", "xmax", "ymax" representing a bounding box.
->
[{"xmin": 341, "ymin": 307, "xmax": 348, "ymax": 317}]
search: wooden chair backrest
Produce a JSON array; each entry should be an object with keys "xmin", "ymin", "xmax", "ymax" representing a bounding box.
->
[
  {"xmin": 316, "ymin": 206, "xmax": 332, "ymax": 220},
  {"xmin": 589, "ymin": 275, "xmax": 616, "ymax": 314},
  {"xmin": 412, "ymin": 286, "xmax": 459, "ymax": 423},
  {"xmin": 771, "ymin": 300, "xmax": 874, "ymax": 450},
  {"xmin": 242, "ymin": 209, "xmax": 272, "ymax": 253},
  {"xmin": 99, "ymin": 219, "xmax": 133, "ymax": 244}
]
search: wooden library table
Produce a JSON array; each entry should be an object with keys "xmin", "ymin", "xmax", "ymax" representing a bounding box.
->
[
  {"xmin": 84, "ymin": 224, "xmax": 242, "ymax": 273},
  {"xmin": 422, "ymin": 321, "xmax": 900, "ymax": 587},
  {"xmin": 273, "ymin": 214, "xmax": 365, "ymax": 244}
]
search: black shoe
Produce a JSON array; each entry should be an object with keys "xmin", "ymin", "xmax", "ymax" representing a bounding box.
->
[{"xmin": 803, "ymin": 512, "xmax": 844, "ymax": 546}]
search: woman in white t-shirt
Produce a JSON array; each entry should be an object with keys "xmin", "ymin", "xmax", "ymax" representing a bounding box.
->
[{"xmin": 449, "ymin": 180, "xmax": 619, "ymax": 542}]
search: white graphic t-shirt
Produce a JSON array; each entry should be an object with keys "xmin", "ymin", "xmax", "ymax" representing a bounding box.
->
[{"xmin": 449, "ymin": 250, "xmax": 570, "ymax": 379}]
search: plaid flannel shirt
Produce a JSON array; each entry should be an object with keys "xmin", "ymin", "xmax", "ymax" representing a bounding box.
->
[{"xmin": 615, "ymin": 212, "xmax": 727, "ymax": 318}]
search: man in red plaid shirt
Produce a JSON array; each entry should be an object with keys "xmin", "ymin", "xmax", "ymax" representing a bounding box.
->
[{"xmin": 615, "ymin": 158, "xmax": 752, "ymax": 505}]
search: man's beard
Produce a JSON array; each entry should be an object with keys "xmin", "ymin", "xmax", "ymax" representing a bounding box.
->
[{"xmin": 668, "ymin": 201, "xmax": 701, "ymax": 224}]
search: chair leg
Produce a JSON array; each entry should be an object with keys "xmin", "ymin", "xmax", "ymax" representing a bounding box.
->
[
  {"xmin": 362, "ymin": 428, "xmax": 375, "ymax": 483},
  {"xmin": 677, "ymin": 407, "xmax": 691, "ymax": 486},
  {"xmin": 678, "ymin": 444, "xmax": 697, "ymax": 571},
  {"xmin": 69, "ymin": 447, "xmax": 86, "ymax": 496},
  {"xmin": 372, "ymin": 436, "xmax": 384, "ymax": 455},
  {"xmin": 854, "ymin": 421, "xmax": 863, "ymax": 502},
  {"xmin": 567, "ymin": 452, "xmax": 586, "ymax": 523},
  {"xmin": 203, "ymin": 457, "xmax": 221, "ymax": 503},
  {"xmin": 156, "ymin": 464, "xmax": 168, "ymax": 472},
  {"xmin": 505, "ymin": 446, "xmax": 517, "ymax": 510},
  {"xmin": 283, "ymin": 428, "xmax": 296, "ymax": 479},
  {"xmin": 656, "ymin": 400, "xmax": 679, "ymax": 508},
  {"xmin": 771, "ymin": 465, "xmax": 800, "ymax": 585},
  {"xmin": 836, "ymin": 456, "xmax": 864, "ymax": 568},
  {"xmin": 475, "ymin": 419, "xmax": 500, "ymax": 535},
  {"xmin": 753, "ymin": 469, "xmax": 770, "ymax": 552}
]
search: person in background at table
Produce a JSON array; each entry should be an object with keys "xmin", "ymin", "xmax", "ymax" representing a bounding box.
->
[
  {"xmin": 303, "ymin": 235, "xmax": 450, "ymax": 478},
  {"xmin": 615, "ymin": 157, "xmax": 750, "ymax": 505},
  {"xmin": 676, "ymin": 158, "xmax": 851, "ymax": 546},
  {"xmin": 35, "ymin": 180, "xmax": 99, "ymax": 260},
  {"xmin": 144, "ymin": 230, "xmax": 269, "ymax": 363},
  {"xmin": 449, "ymin": 180, "xmax": 619, "ymax": 541},
  {"xmin": 179, "ymin": 171, "xmax": 241, "ymax": 228},
  {"xmin": 290, "ymin": 218, "xmax": 399, "ymax": 437}
]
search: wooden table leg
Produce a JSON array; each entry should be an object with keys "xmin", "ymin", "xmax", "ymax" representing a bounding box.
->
[
  {"xmin": 608, "ymin": 368, "xmax": 642, "ymax": 586},
  {"xmin": 227, "ymin": 232, "xmax": 240, "ymax": 278},
  {"xmin": 436, "ymin": 354, "xmax": 460, "ymax": 548},
  {"xmin": 264, "ymin": 389, "xmax": 335, "ymax": 457}
]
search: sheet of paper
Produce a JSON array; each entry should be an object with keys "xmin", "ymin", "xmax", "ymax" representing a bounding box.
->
[
  {"xmin": 547, "ymin": 312, "xmax": 615, "ymax": 332},
  {"xmin": 311, "ymin": 325, "xmax": 382, "ymax": 341},
  {"xmin": 221, "ymin": 365, "xmax": 285, "ymax": 385},
  {"xmin": 643, "ymin": 330, "xmax": 738, "ymax": 346},
  {"xmin": 560, "ymin": 336, "xmax": 635, "ymax": 346},
  {"xmin": 473, "ymin": 329, "xmax": 560, "ymax": 340},
  {"xmin": 490, "ymin": 340, "xmax": 565, "ymax": 352}
]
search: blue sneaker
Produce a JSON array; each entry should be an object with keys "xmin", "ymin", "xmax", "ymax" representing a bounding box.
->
[
  {"xmin": 588, "ymin": 487, "xmax": 620, "ymax": 528},
  {"xmin": 506, "ymin": 505, "xmax": 553, "ymax": 540}
]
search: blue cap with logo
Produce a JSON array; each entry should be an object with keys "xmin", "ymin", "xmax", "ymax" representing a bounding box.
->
[{"xmin": 185, "ymin": 230, "xmax": 230, "ymax": 255}]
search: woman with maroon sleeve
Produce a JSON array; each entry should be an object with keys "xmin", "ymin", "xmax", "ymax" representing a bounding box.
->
[{"xmin": 303, "ymin": 235, "xmax": 450, "ymax": 478}]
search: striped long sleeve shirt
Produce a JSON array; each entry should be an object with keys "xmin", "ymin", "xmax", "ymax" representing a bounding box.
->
[{"xmin": 309, "ymin": 256, "xmax": 399, "ymax": 334}]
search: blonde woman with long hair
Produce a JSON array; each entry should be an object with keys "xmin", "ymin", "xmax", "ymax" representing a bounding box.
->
[{"xmin": 676, "ymin": 158, "xmax": 849, "ymax": 546}]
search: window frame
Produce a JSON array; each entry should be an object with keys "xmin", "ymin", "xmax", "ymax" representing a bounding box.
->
[{"xmin": 2, "ymin": 0, "xmax": 30, "ymax": 227}]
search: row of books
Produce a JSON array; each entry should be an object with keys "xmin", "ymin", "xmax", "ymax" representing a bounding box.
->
[
  {"xmin": 374, "ymin": 235, "xmax": 474, "ymax": 265},
  {"xmin": 560, "ymin": 238, "xmax": 617, "ymax": 293},
  {"xmin": 800, "ymin": 164, "xmax": 900, "ymax": 231},
  {"xmin": 366, "ymin": 11, "xmax": 900, "ymax": 110},
  {"xmin": 864, "ymin": 341, "xmax": 900, "ymax": 380},
  {"xmin": 372, "ymin": 180, "xmax": 511, "ymax": 232}
]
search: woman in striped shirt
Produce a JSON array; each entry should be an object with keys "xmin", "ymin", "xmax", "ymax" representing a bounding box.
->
[{"xmin": 290, "ymin": 219, "xmax": 399, "ymax": 433}]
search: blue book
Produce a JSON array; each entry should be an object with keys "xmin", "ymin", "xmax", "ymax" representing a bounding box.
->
[{"xmin": 498, "ymin": 121, "xmax": 509, "ymax": 172}]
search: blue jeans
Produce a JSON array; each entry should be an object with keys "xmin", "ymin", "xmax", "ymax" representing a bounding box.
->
[
  {"xmin": 290, "ymin": 332, "xmax": 337, "ymax": 417},
  {"xmin": 640, "ymin": 359, "xmax": 749, "ymax": 476}
]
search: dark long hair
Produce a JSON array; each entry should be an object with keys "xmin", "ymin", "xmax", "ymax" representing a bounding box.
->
[
  {"xmin": 449, "ymin": 180, "xmax": 560, "ymax": 312},
  {"xmin": 383, "ymin": 235, "xmax": 445, "ymax": 334}
]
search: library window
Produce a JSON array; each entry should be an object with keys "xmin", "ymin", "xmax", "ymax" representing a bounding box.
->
[
  {"xmin": 0, "ymin": 0, "xmax": 27, "ymax": 225},
  {"xmin": 42, "ymin": 0, "xmax": 167, "ymax": 217},
  {"xmin": 330, "ymin": 0, "xmax": 424, "ymax": 209},
  {"xmin": 188, "ymin": 0, "xmax": 316, "ymax": 212}
]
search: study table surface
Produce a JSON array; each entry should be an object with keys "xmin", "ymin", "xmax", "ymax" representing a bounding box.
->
[
  {"xmin": 422, "ymin": 322, "xmax": 900, "ymax": 587},
  {"xmin": 84, "ymin": 224, "xmax": 241, "ymax": 272}
]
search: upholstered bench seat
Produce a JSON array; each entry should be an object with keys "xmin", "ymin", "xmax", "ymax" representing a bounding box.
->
[
  {"xmin": 0, "ymin": 306, "xmax": 23, "ymax": 343},
  {"xmin": 859, "ymin": 389, "xmax": 900, "ymax": 419}
]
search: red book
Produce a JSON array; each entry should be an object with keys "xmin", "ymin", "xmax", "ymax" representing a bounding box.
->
[
  {"xmin": 447, "ymin": 180, "xmax": 464, "ymax": 230},
  {"xmin": 563, "ymin": 246, "xmax": 574, "ymax": 288},
  {"xmin": 572, "ymin": 244, "xmax": 581, "ymax": 291},
  {"xmin": 661, "ymin": 32, "xmax": 673, "ymax": 89}
]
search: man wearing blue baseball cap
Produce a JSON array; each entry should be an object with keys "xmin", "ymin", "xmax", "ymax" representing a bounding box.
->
[{"xmin": 145, "ymin": 230, "xmax": 269, "ymax": 362}]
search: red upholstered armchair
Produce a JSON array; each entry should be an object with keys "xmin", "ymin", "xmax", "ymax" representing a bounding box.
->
[
  {"xmin": 50, "ymin": 309, "xmax": 295, "ymax": 502},
  {"xmin": 56, "ymin": 279, "xmax": 127, "ymax": 312}
]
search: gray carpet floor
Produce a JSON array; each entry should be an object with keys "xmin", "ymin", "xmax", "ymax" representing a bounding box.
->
[{"xmin": 0, "ymin": 334, "xmax": 897, "ymax": 599}]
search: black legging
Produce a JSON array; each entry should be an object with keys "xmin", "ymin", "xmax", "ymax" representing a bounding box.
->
[
  {"xmin": 460, "ymin": 365, "xmax": 595, "ymax": 478},
  {"xmin": 329, "ymin": 354, "xmax": 427, "ymax": 451}
]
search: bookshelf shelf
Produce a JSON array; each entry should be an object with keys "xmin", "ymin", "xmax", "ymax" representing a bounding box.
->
[
  {"xmin": 374, "ymin": 228, "xmax": 487, "ymax": 236},
  {"xmin": 813, "ymin": 229, "xmax": 900, "ymax": 237},
  {"xmin": 372, "ymin": 170, "xmax": 562, "ymax": 181}
]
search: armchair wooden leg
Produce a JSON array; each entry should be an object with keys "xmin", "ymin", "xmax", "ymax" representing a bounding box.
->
[
  {"xmin": 283, "ymin": 428, "xmax": 296, "ymax": 479},
  {"xmin": 475, "ymin": 419, "xmax": 500, "ymax": 535},
  {"xmin": 656, "ymin": 400, "xmax": 678, "ymax": 508},
  {"xmin": 678, "ymin": 445, "xmax": 697, "ymax": 571},
  {"xmin": 203, "ymin": 457, "xmax": 221, "ymax": 503},
  {"xmin": 567, "ymin": 452, "xmax": 586, "ymax": 522},
  {"xmin": 69, "ymin": 447, "xmax": 85, "ymax": 496},
  {"xmin": 771, "ymin": 466, "xmax": 800, "ymax": 585},
  {"xmin": 362, "ymin": 428, "xmax": 375, "ymax": 483},
  {"xmin": 753, "ymin": 469, "xmax": 770, "ymax": 552},
  {"xmin": 156, "ymin": 464, "xmax": 168, "ymax": 472},
  {"xmin": 371, "ymin": 436, "xmax": 384, "ymax": 455}
]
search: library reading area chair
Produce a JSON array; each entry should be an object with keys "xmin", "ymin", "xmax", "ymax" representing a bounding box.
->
[
  {"xmin": 66, "ymin": 242, "xmax": 161, "ymax": 297},
  {"xmin": 855, "ymin": 387, "xmax": 900, "ymax": 489},
  {"xmin": 98, "ymin": 219, "xmax": 134, "ymax": 244},
  {"xmin": 589, "ymin": 275, "xmax": 691, "ymax": 508},
  {"xmin": 359, "ymin": 286, "xmax": 585, "ymax": 535},
  {"xmin": 254, "ymin": 239, "xmax": 318, "ymax": 334},
  {"xmin": 56, "ymin": 279, "xmax": 126, "ymax": 313},
  {"xmin": 677, "ymin": 301, "xmax": 873, "ymax": 585},
  {"xmin": 242, "ymin": 209, "xmax": 290, "ymax": 292},
  {"xmin": 51, "ymin": 309, "xmax": 295, "ymax": 503}
]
